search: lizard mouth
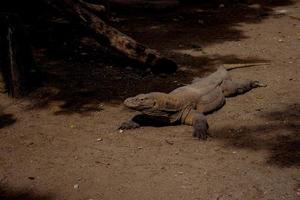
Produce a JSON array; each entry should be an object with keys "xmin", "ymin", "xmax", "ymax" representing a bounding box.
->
[
  {"xmin": 124, "ymin": 98, "xmax": 137, "ymax": 109},
  {"xmin": 124, "ymin": 97, "xmax": 155, "ymax": 110}
]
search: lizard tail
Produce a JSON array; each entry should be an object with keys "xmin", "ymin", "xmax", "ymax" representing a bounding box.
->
[{"xmin": 223, "ymin": 62, "xmax": 270, "ymax": 71}]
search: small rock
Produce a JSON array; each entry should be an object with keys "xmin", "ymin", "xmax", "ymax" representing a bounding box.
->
[
  {"xmin": 197, "ymin": 19, "xmax": 204, "ymax": 25},
  {"xmin": 165, "ymin": 139, "xmax": 174, "ymax": 145},
  {"xmin": 274, "ymin": 9, "xmax": 289, "ymax": 15},
  {"xmin": 97, "ymin": 138, "xmax": 103, "ymax": 142},
  {"xmin": 219, "ymin": 4, "xmax": 225, "ymax": 8},
  {"xmin": 114, "ymin": 76, "xmax": 122, "ymax": 80},
  {"xmin": 73, "ymin": 184, "xmax": 79, "ymax": 189},
  {"xmin": 137, "ymin": 146, "xmax": 143, "ymax": 149},
  {"xmin": 28, "ymin": 177, "xmax": 35, "ymax": 180},
  {"xmin": 27, "ymin": 142, "xmax": 34, "ymax": 146},
  {"xmin": 278, "ymin": 39, "xmax": 284, "ymax": 42},
  {"xmin": 248, "ymin": 4, "xmax": 261, "ymax": 10},
  {"xmin": 119, "ymin": 129, "xmax": 124, "ymax": 133}
]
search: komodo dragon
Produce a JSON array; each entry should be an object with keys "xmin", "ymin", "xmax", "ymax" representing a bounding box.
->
[{"xmin": 119, "ymin": 64, "xmax": 267, "ymax": 140}]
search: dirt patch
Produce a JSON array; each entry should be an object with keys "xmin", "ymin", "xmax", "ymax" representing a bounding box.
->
[{"xmin": 0, "ymin": 0, "xmax": 299, "ymax": 199}]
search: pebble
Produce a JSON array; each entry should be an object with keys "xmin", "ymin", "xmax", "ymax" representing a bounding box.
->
[
  {"xmin": 197, "ymin": 19, "xmax": 204, "ymax": 24},
  {"xmin": 97, "ymin": 138, "xmax": 103, "ymax": 142},
  {"xmin": 73, "ymin": 184, "xmax": 79, "ymax": 189},
  {"xmin": 165, "ymin": 139, "xmax": 174, "ymax": 145},
  {"xmin": 119, "ymin": 129, "xmax": 124, "ymax": 133},
  {"xmin": 274, "ymin": 9, "xmax": 289, "ymax": 15},
  {"xmin": 248, "ymin": 4, "xmax": 261, "ymax": 10}
]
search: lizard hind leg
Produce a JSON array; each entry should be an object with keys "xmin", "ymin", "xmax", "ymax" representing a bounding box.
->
[{"xmin": 221, "ymin": 79, "xmax": 266, "ymax": 97}]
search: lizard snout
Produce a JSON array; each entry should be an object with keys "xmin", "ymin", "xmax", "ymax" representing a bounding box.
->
[{"xmin": 124, "ymin": 97, "xmax": 137, "ymax": 108}]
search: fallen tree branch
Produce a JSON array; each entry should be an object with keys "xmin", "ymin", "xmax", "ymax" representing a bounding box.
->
[
  {"xmin": 53, "ymin": 0, "xmax": 177, "ymax": 73},
  {"xmin": 79, "ymin": 0, "xmax": 108, "ymax": 17}
]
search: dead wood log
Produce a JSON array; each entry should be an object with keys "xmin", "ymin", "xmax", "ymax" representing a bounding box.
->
[
  {"xmin": 0, "ymin": 14, "xmax": 38, "ymax": 97},
  {"xmin": 55, "ymin": 0, "xmax": 177, "ymax": 73}
]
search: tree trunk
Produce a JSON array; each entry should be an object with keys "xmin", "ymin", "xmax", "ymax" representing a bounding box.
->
[
  {"xmin": 55, "ymin": 0, "xmax": 177, "ymax": 73},
  {"xmin": 0, "ymin": 14, "xmax": 38, "ymax": 97}
]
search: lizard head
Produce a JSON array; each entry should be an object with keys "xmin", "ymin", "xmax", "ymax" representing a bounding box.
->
[
  {"xmin": 124, "ymin": 92, "xmax": 182, "ymax": 118},
  {"xmin": 124, "ymin": 92, "xmax": 161, "ymax": 111}
]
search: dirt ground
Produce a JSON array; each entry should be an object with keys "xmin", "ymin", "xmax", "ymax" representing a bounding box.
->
[{"xmin": 0, "ymin": 0, "xmax": 300, "ymax": 199}]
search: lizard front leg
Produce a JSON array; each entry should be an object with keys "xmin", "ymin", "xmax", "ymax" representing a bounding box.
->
[
  {"xmin": 119, "ymin": 114, "xmax": 167, "ymax": 130},
  {"xmin": 119, "ymin": 115, "xmax": 141, "ymax": 130},
  {"xmin": 182, "ymin": 110, "xmax": 209, "ymax": 140},
  {"xmin": 119, "ymin": 120, "xmax": 140, "ymax": 130}
]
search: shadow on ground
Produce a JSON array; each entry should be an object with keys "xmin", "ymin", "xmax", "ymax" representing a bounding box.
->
[
  {"xmin": 0, "ymin": 114, "xmax": 16, "ymax": 129},
  {"xmin": 113, "ymin": 0, "xmax": 295, "ymax": 49},
  {"xmin": 23, "ymin": 0, "xmax": 293, "ymax": 114},
  {"xmin": 0, "ymin": 185, "xmax": 53, "ymax": 200},
  {"xmin": 0, "ymin": 0, "xmax": 294, "ymax": 114},
  {"xmin": 213, "ymin": 103, "xmax": 300, "ymax": 167}
]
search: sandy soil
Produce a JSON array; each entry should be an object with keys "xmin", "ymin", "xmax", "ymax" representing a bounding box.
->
[{"xmin": 0, "ymin": 1, "xmax": 299, "ymax": 200}]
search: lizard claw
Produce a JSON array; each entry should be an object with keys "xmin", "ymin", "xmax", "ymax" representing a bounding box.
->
[{"xmin": 252, "ymin": 81, "xmax": 267, "ymax": 88}]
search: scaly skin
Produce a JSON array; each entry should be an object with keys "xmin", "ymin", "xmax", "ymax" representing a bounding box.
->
[{"xmin": 120, "ymin": 66, "xmax": 266, "ymax": 140}]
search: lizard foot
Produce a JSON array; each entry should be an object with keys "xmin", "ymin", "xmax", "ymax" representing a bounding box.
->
[
  {"xmin": 119, "ymin": 121, "xmax": 140, "ymax": 130},
  {"xmin": 193, "ymin": 118, "xmax": 209, "ymax": 140}
]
